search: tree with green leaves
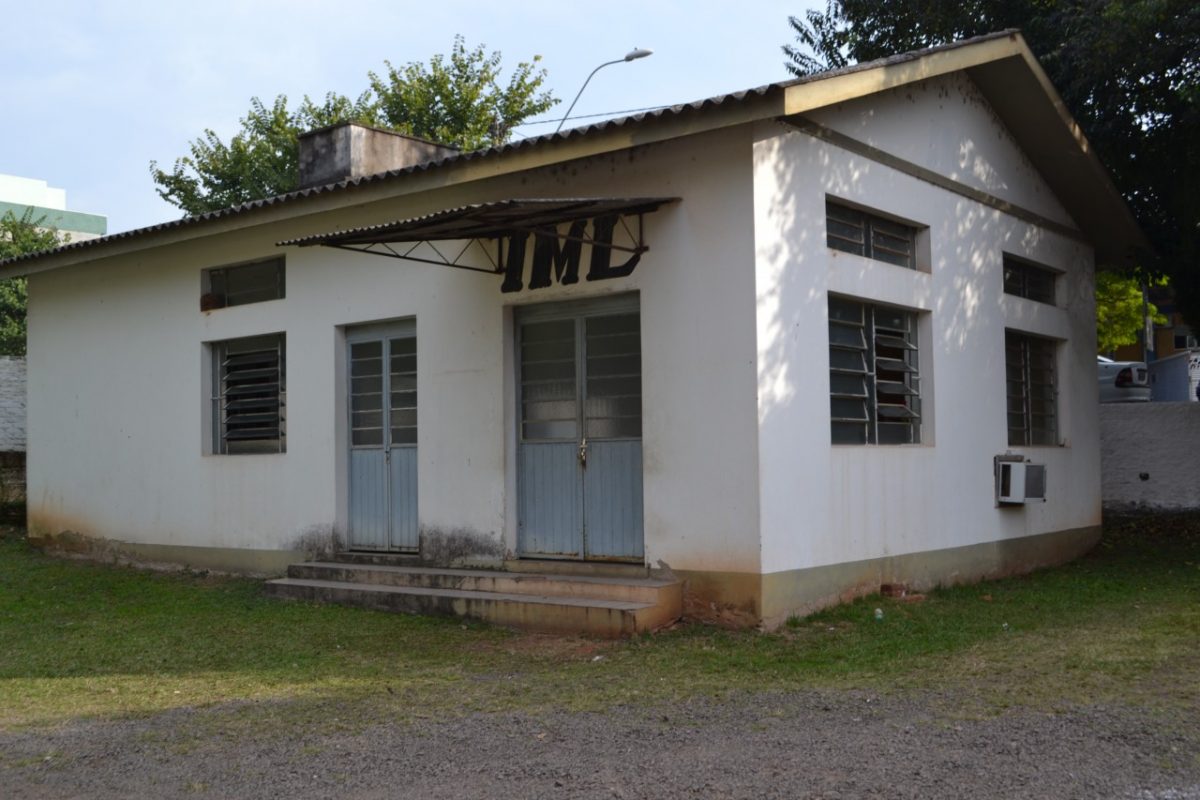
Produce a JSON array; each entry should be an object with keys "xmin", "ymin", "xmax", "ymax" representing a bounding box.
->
[
  {"xmin": 1095, "ymin": 273, "xmax": 1167, "ymax": 354},
  {"xmin": 783, "ymin": 1, "xmax": 1200, "ymax": 330},
  {"xmin": 150, "ymin": 93, "xmax": 379, "ymax": 216},
  {"xmin": 369, "ymin": 35, "xmax": 557, "ymax": 150},
  {"xmin": 0, "ymin": 210, "xmax": 66, "ymax": 356},
  {"xmin": 151, "ymin": 36, "xmax": 557, "ymax": 217}
]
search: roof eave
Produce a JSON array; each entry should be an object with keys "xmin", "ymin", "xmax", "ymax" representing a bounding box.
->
[{"xmin": 0, "ymin": 90, "xmax": 787, "ymax": 280}]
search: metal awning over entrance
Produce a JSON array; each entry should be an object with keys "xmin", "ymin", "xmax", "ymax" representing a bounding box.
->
[{"xmin": 276, "ymin": 197, "xmax": 678, "ymax": 279}]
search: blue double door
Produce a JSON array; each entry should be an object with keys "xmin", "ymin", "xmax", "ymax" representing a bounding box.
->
[
  {"xmin": 517, "ymin": 298, "xmax": 644, "ymax": 562},
  {"xmin": 347, "ymin": 322, "xmax": 418, "ymax": 552}
]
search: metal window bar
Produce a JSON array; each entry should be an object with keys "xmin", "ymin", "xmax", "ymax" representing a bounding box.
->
[
  {"xmin": 826, "ymin": 201, "xmax": 916, "ymax": 269},
  {"xmin": 206, "ymin": 258, "xmax": 285, "ymax": 308},
  {"xmin": 519, "ymin": 319, "xmax": 579, "ymax": 442},
  {"xmin": 389, "ymin": 337, "xmax": 418, "ymax": 446},
  {"xmin": 349, "ymin": 340, "xmax": 386, "ymax": 447},
  {"xmin": 1005, "ymin": 331, "xmax": 1057, "ymax": 446},
  {"xmin": 213, "ymin": 334, "xmax": 285, "ymax": 454},
  {"xmin": 584, "ymin": 313, "xmax": 642, "ymax": 440},
  {"xmin": 829, "ymin": 298, "xmax": 920, "ymax": 445},
  {"xmin": 1002, "ymin": 258, "xmax": 1056, "ymax": 305}
]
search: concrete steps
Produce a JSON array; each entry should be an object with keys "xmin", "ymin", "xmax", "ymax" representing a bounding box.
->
[{"xmin": 264, "ymin": 561, "xmax": 682, "ymax": 637}]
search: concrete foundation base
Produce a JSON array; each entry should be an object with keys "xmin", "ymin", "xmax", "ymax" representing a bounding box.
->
[
  {"xmin": 27, "ymin": 529, "xmax": 302, "ymax": 576},
  {"xmin": 28, "ymin": 524, "xmax": 1101, "ymax": 632},
  {"xmin": 678, "ymin": 525, "xmax": 1101, "ymax": 629}
]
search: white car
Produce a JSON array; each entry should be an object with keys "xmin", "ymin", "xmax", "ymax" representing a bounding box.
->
[{"xmin": 1097, "ymin": 356, "xmax": 1150, "ymax": 402}]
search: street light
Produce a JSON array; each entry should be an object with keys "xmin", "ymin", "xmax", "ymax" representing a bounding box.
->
[{"xmin": 555, "ymin": 48, "xmax": 654, "ymax": 133}]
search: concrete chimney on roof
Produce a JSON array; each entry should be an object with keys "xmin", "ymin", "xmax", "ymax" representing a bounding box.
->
[{"xmin": 297, "ymin": 123, "xmax": 458, "ymax": 189}]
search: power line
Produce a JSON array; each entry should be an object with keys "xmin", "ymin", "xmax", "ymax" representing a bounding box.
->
[{"xmin": 513, "ymin": 104, "xmax": 674, "ymax": 128}]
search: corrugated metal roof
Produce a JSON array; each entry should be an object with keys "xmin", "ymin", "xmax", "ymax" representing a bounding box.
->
[
  {"xmin": 278, "ymin": 197, "xmax": 679, "ymax": 247},
  {"xmin": 0, "ymin": 30, "xmax": 1023, "ymax": 270}
]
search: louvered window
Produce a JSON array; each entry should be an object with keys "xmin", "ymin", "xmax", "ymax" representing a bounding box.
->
[
  {"xmin": 1003, "ymin": 256, "xmax": 1057, "ymax": 305},
  {"xmin": 826, "ymin": 201, "xmax": 917, "ymax": 269},
  {"xmin": 212, "ymin": 333, "xmax": 285, "ymax": 454},
  {"xmin": 202, "ymin": 258, "xmax": 285, "ymax": 310},
  {"xmin": 1005, "ymin": 331, "xmax": 1057, "ymax": 446},
  {"xmin": 829, "ymin": 297, "xmax": 921, "ymax": 445}
]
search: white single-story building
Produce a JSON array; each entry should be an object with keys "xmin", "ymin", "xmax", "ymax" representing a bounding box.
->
[{"xmin": 2, "ymin": 32, "xmax": 1145, "ymax": 629}]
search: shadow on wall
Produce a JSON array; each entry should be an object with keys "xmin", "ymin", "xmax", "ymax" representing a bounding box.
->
[
  {"xmin": 756, "ymin": 125, "xmax": 1048, "ymax": 430},
  {"xmin": 751, "ymin": 96, "xmax": 1078, "ymax": 591}
]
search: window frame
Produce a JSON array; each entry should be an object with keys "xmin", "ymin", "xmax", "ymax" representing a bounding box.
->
[
  {"xmin": 1002, "ymin": 254, "xmax": 1058, "ymax": 305},
  {"xmin": 201, "ymin": 257, "xmax": 285, "ymax": 311},
  {"xmin": 1005, "ymin": 330, "xmax": 1058, "ymax": 447},
  {"xmin": 828, "ymin": 295, "xmax": 922, "ymax": 445},
  {"xmin": 210, "ymin": 333, "xmax": 286, "ymax": 455},
  {"xmin": 347, "ymin": 330, "xmax": 418, "ymax": 449},
  {"xmin": 825, "ymin": 199, "xmax": 921, "ymax": 271}
]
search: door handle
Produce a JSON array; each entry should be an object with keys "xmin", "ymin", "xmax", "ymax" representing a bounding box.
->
[{"xmin": 578, "ymin": 437, "xmax": 588, "ymax": 468}]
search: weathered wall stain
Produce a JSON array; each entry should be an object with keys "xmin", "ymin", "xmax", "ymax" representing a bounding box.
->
[
  {"xmin": 27, "ymin": 510, "xmax": 303, "ymax": 575},
  {"xmin": 291, "ymin": 524, "xmax": 343, "ymax": 561},
  {"xmin": 418, "ymin": 526, "xmax": 504, "ymax": 567}
]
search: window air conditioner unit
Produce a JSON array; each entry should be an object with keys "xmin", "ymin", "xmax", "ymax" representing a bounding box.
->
[{"xmin": 995, "ymin": 455, "xmax": 1047, "ymax": 505}]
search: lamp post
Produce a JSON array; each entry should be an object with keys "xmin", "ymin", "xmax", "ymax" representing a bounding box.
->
[{"xmin": 555, "ymin": 48, "xmax": 653, "ymax": 133}]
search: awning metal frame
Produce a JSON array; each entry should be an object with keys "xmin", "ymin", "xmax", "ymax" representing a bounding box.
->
[
  {"xmin": 326, "ymin": 237, "xmax": 502, "ymax": 275},
  {"xmin": 279, "ymin": 197, "xmax": 676, "ymax": 277}
]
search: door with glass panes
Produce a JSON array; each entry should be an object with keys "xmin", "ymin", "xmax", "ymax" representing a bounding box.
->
[
  {"xmin": 347, "ymin": 322, "xmax": 418, "ymax": 551},
  {"xmin": 516, "ymin": 298, "xmax": 643, "ymax": 561}
]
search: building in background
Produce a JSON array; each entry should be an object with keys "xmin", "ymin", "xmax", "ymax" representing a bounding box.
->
[
  {"xmin": 0, "ymin": 174, "xmax": 107, "ymax": 242},
  {"xmin": 1113, "ymin": 284, "xmax": 1199, "ymax": 402},
  {"xmin": 0, "ymin": 356, "xmax": 26, "ymax": 504},
  {"xmin": 0, "ymin": 177, "xmax": 105, "ymax": 505}
]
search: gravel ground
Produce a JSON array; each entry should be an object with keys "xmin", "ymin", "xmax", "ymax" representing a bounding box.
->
[{"xmin": 2, "ymin": 689, "xmax": 1197, "ymax": 800}]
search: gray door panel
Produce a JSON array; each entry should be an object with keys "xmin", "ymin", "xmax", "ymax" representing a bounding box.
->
[
  {"xmin": 388, "ymin": 446, "xmax": 419, "ymax": 550},
  {"xmin": 517, "ymin": 442, "xmax": 583, "ymax": 557},
  {"xmin": 582, "ymin": 440, "xmax": 643, "ymax": 560},
  {"xmin": 349, "ymin": 449, "xmax": 389, "ymax": 550},
  {"xmin": 347, "ymin": 326, "xmax": 418, "ymax": 552},
  {"xmin": 516, "ymin": 300, "xmax": 643, "ymax": 561}
]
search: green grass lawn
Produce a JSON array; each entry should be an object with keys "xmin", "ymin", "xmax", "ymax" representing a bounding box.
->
[{"xmin": 1, "ymin": 515, "xmax": 1197, "ymax": 731}]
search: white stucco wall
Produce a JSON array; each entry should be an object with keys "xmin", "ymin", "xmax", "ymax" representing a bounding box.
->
[
  {"xmin": 1100, "ymin": 403, "xmax": 1200, "ymax": 510},
  {"xmin": 805, "ymin": 73, "xmax": 1076, "ymax": 229},
  {"xmin": 752, "ymin": 76, "xmax": 1101, "ymax": 578},
  {"xmin": 26, "ymin": 127, "xmax": 763, "ymax": 573}
]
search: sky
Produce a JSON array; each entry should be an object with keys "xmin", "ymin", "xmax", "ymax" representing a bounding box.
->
[{"xmin": 2, "ymin": 0, "xmax": 820, "ymax": 235}]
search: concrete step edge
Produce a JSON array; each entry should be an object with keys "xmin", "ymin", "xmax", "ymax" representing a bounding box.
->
[
  {"xmin": 295, "ymin": 562, "xmax": 678, "ymax": 588},
  {"xmin": 267, "ymin": 577, "xmax": 655, "ymax": 611}
]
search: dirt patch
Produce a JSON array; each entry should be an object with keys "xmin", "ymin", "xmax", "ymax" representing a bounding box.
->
[
  {"xmin": 464, "ymin": 632, "xmax": 618, "ymax": 661},
  {"xmin": 683, "ymin": 594, "xmax": 760, "ymax": 629}
]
